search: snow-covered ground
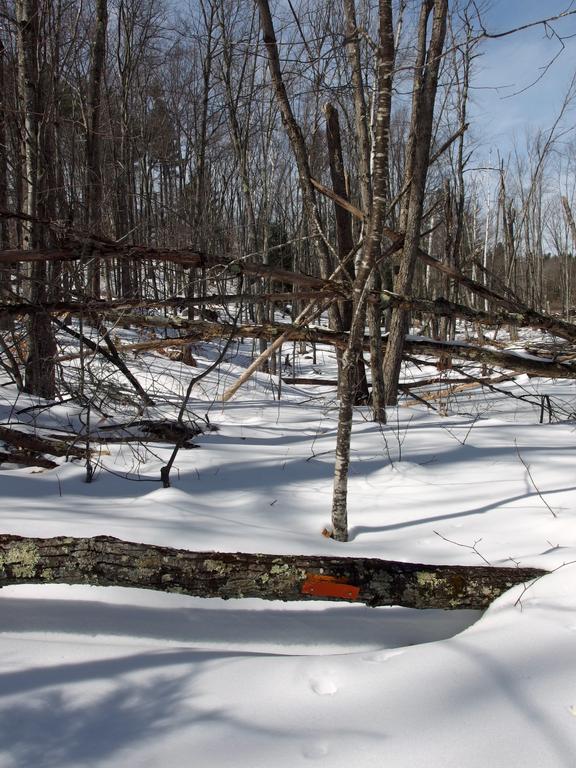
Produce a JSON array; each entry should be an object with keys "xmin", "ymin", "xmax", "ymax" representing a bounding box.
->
[{"xmin": 1, "ymin": 334, "xmax": 576, "ymax": 767}]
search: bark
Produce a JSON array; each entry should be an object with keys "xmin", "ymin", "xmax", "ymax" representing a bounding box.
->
[
  {"xmin": 83, "ymin": 0, "xmax": 108, "ymax": 297},
  {"xmin": 0, "ymin": 534, "xmax": 546, "ymax": 610},
  {"xmin": 382, "ymin": 0, "xmax": 448, "ymax": 405},
  {"xmin": 324, "ymin": 102, "xmax": 354, "ymax": 317},
  {"xmin": 342, "ymin": 0, "xmax": 372, "ymax": 215},
  {"xmin": 324, "ymin": 102, "xmax": 368, "ymax": 402},
  {"xmin": 16, "ymin": 0, "xmax": 57, "ymax": 399},
  {"xmin": 0, "ymin": 40, "xmax": 9, "ymax": 255},
  {"xmin": 49, "ymin": 317, "xmax": 576, "ymax": 379},
  {"xmin": 255, "ymin": 0, "xmax": 341, "ymax": 337},
  {"xmin": 0, "ymin": 425, "xmax": 86, "ymax": 459},
  {"xmin": 187, "ymin": 0, "xmax": 217, "ymax": 318},
  {"xmin": 368, "ymin": 268, "xmax": 386, "ymax": 420},
  {"xmin": 331, "ymin": 0, "xmax": 395, "ymax": 541}
]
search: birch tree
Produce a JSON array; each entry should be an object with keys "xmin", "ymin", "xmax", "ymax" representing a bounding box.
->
[{"xmin": 331, "ymin": 0, "xmax": 395, "ymax": 541}]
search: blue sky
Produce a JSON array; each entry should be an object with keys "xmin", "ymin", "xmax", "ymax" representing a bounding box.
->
[{"xmin": 470, "ymin": 1, "xmax": 576, "ymax": 157}]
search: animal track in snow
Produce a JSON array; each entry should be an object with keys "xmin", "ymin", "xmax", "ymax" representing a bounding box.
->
[
  {"xmin": 302, "ymin": 740, "xmax": 329, "ymax": 759},
  {"xmin": 362, "ymin": 648, "xmax": 405, "ymax": 664},
  {"xmin": 309, "ymin": 676, "xmax": 338, "ymax": 696}
]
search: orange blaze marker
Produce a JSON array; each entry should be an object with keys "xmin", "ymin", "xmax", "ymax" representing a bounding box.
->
[{"xmin": 301, "ymin": 574, "xmax": 360, "ymax": 600}]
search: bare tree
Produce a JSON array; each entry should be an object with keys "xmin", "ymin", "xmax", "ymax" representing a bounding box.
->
[
  {"xmin": 382, "ymin": 0, "xmax": 448, "ymax": 406},
  {"xmin": 331, "ymin": 0, "xmax": 395, "ymax": 541},
  {"xmin": 17, "ymin": 0, "xmax": 57, "ymax": 398},
  {"xmin": 83, "ymin": 0, "xmax": 108, "ymax": 298}
]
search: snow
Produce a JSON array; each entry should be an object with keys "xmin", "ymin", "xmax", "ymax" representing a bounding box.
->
[{"xmin": 1, "ymin": 336, "xmax": 576, "ymax": 767}]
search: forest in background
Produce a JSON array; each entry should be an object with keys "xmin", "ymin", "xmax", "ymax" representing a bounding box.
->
[{"xmin": 1, "ymin": 0, "xmax": 576, "ymax": 539}]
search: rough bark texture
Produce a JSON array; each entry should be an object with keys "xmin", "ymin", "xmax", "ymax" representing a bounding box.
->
[
  {"xmin": 0, "ymin": 534, "xmax": 546, "ymax": 610},
  {"xmin": 83, "ymin": 0, "xmax": 108, "ymax": 297},
  {"xmin": 16, "ymin": 0, "xmax": 57, "ymax": 399},
  {"xmin": 0, "ymin": 41, "xmax": 9, "ymax": 256},
  {"xmin": 0, "ymin": 425, "xmax": 87, "ymax": 459},
  {"xmin": 382, "ymin": 0, "xmax": 448, "ymax": 405},
  {"xmin": 255, "ymin": 0, "xmax": 336, "ymax": 292},
  {"xmin": 331, "ymin": 0, "xmax": 395, "ymax": 541}
]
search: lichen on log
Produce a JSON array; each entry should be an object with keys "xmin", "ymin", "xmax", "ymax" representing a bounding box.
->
[{"xmin": 0, "ymin": 534, "xmax": 547, "ymax": 610}]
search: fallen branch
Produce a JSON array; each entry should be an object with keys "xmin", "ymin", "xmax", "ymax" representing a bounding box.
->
[
  {"xmin": 0, "ymin": 451, "xmax": 57, "ymax": 469},
  {"xmin": 0, "ymin": 425, "xmax": 86, "ymax": 459},
  {"xmin": 71, "ymin": 320, "xmax": 576, "ymax": 380},
  {"xmin": 0, "ymin": 534, "xmax": 546, "ymax": 610},
  {"xmin": 54, "ymin": 319, "xmax": 154, "ymax": 407}
]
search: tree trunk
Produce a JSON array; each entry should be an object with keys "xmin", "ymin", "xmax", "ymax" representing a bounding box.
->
[
  {"xmin": 0, "ymin": 534, "xmax": 546, "ymax": 610},
  {"xmin": 324, "ymin": 102, "xmax": 369, "ymax": 402},
  {"xmin": 382, "ymin": 0, "xmax": 448, "ymax": 405},
  {"xmin": 331, "ymin": 0, "xmax": 395, "ymax": 541},
  {"xmin": 255, "ymin": 0, "xmax": 341, "ymax": 331},
  {"xmin": 17, "ymin": 0, "xmax": 57, "ymax": 399},
  {"xmin": 0, "ymin": 39, "xmax": 11, "ymax": 300},
  {"xmin": 83, "ymin": 0, "xmax": 108, "ymax": 298},
  {"xmin": 0, "ymin": 40, "xmax": 9, "ymax": 253}
]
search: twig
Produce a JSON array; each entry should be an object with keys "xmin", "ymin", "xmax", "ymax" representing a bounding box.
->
[
  {"xmin": 434, "ymin": 530, "xmax": 491, "ymax": 565},
  {"xmin": 515, "ymin": 440, "xmax": 557, "ymax": 518},
  {"xmin": 514, "ymin": 559, "xmax": 576, "ymax": 608}
]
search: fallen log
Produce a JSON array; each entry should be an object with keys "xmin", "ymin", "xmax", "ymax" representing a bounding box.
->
[
  {"xmin": 0, "ymin": 291, "xmax": 320, "ymax": 320},
  {"xmin": 283, "ymin": 377, "xmax": 340, "ymax": 386},
  {"xmin": 0, "ymin": 426, "xmax": 86, "ymax": 459},
  {"xmin": 0, "ymin": 451, "xmax": 57, "ymax": 469},
  {"xmin": 0, "ymin": 534, "xmax": 546, "ymax": 610},
  {"xmin": 52, "ymin": 319, "xmax": 576, "ymax": 379},
  {"xmin": 0, "ymin": 245, "xmax": 341, "ymax": 293}
]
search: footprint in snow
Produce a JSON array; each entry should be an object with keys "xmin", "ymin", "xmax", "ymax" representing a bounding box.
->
[
  {"xmin": 309, "ymin": 676, "xmax": 338, "ymax": 696},
  {"xmin": 362, "ymin": 648, "xmax": 405, "ymax": 664},
  {"xmin": 302, "ymin": 741, "xmax": 329, "ymax": 759}
]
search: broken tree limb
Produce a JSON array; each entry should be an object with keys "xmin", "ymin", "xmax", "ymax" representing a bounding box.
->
[
  {"xmin": 0, "ymin": 291, "xmax": 326, "ymax": 321},
  {"xmin": 0, "ymin": 534, "xmax": 546, "ymax": 610},
  {"xmin": 0, "ymin": 425, "xmax": 86, "ymax": 459},
  {"xmin": 0, "ymin": 451, "xmax": 57, "ymax": 469},
  {"xmin": 8, "ymin": 284, "xmax": 576, "ymax": 347},
  {"xmin": 0, "ymin": 243, "xmax": 341, "ymax": 294},
  {"xmin": 54, "ymin": 319, "xmax": 576, "ymax": 380},
  {"xmin": 379, "ymin": 292, "xmax": 576, "ymax": 343},
  {"xmin": 4, "ymin": 232, "xmax": 576, "ymax": 348},
  {"xmin": 53, "ymin": 318, "xmax": 154, "ymax": 407}
]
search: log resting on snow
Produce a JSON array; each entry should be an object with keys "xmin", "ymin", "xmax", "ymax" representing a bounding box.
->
[
  {"xmin": 0, "ymin": 426, "xmax": 86, "ymax": 459},
  {"xmin": 3, "ymin": 290, "xmax": 576, "ymax": 349},
  {"xmin": 53, "ymin": 319, "xmax": 576, "ymax": 378},
  {"xmin": 0, "ymin": 534, "xmax": 546, "ymax": 610}
]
